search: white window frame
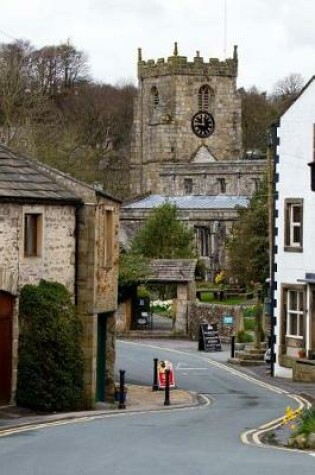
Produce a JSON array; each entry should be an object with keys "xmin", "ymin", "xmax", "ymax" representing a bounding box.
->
[
  {"xmin": 285, "ymin": 289, "xmax": 304, "ymax": 338},
  {"xmin": 284, "ymin": 199, "xmax": 303, "ymax": 251}
]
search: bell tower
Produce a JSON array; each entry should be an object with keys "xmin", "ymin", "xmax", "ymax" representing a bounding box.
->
[{"xmin": 130, "ymin": 44, "xmax": 242, "ymax": 196}]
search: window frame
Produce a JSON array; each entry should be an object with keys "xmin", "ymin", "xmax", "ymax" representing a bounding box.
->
[
  {"xmin": 23, "ymin": 212, "xmax": 43, "ymax": 258},
  {"xmin": 198, "ymin": 85, "xmax": 214, "ymax": 111},
  {"xmin": 284, "ymin": 287, "xmax": 305, "ymax": 339},
  {"xmin": 284, "ymin": 198, "xmax": 303, "ymax": 252}
]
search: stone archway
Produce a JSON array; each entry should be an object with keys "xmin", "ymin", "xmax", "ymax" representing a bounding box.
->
[{"xmin": 0, "ymin": 291, "xmax": 14, "ymax": 403}]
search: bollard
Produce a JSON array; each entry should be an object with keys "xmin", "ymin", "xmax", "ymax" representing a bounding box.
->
[
  {"xmin": 118, "ymin": 369, "xmax": 126, "ymax": 409},
  {"xmin": 164, "ymin": 368, "xmax": 171, "ymax": 406},
  {"xmin": 231, "ymin": 335, "xmax": 235, "ymax": 358},
  {"xmin": 152, "ymin": 358, "xmax": 159, "ymax": 391}
]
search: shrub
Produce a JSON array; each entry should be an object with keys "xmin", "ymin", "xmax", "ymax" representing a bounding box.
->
[
  {"xmin": 16, "ymin": 280, "xmax": 84, "ymax": 412},
  {"xmin": 294, "ymin": 407, "xmax": 315, "ymax": 436},
  {"xmin": 236, "ymin": 330, "xmax": 253, "ymax": 343}
]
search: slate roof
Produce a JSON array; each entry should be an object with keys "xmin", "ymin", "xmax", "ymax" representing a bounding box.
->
[
  {"xmin": 123, "ymin": 194, "xmax": 249, "ymax": 210},
  {"xmin": 147, "ymin": 259, "xmax": 197, "ymax": 282},
  {"xmin": 0, "ymin": 145, "xmax": 82, "ymax": 204}
]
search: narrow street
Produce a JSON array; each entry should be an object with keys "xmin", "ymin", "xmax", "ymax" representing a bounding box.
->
[{"xmin": 0, "ymin": 339, "xmax": 314, "ymax": 475}]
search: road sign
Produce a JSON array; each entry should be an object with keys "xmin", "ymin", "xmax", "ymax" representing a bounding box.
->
[{"xmin": 157, "ymin": 360, "xmax": 176, "ymax": 389}]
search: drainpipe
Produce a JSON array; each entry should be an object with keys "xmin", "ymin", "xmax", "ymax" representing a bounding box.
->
[{"xmin": 74, "ymin": 204, "xmax": 83, "ymax": 306}]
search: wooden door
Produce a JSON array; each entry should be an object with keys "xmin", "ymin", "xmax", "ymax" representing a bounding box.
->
[{"xmin": 0, "ymin": 291, "xmax": 13, "ymax": 404}]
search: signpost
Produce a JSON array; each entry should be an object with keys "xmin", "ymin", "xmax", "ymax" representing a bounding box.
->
[
  {"xmin": 157, "ymin": 360, "xmax": 176, "ymax": 389},
  {"xmin": 198, "ymin": 323, "xmax": 222, "ymax": 352}
]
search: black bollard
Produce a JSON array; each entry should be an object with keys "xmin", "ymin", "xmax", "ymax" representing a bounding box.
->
[
  {"xmin": 231, "ymin": 335, "xmax": 235, "ymax": 358},
  {"xmin": 164, "ymin": 369, "xmax": 171, "ymax": 406},
  {"xmin": 152, "ymin": 358, "xmax": 159, "ymax": 391},
  {"xmin": 118, "ymin": 369, "xmax": 126, "ymax": 409}
]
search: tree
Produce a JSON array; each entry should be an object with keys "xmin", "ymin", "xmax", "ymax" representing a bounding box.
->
[
  {"xmin": 131, "ymin": 203, "xmax": 196, "ymax": 259},
  {"xmin": 227, "ymin": 174, "xmax": 269, "ymax": 287},
  {"xmin": 271, "ymin": 73, "xmax": 305, "ymax": 115},
  {"xmin": 241, "ymin": 87, "xmax": 277, "ymax": 155}
]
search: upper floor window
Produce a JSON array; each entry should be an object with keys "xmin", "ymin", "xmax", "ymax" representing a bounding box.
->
[
  {"xmin": 151, "ymin": 86, "xmax": 159, "ymax": 108},
  {"xmin": 103, "ymin": 209, "xmax": 114, "ymax": 268},
  {"xmin": 198, "ymin": 85, "xmax": 214, "ymax": 111},
  {"xmin": 184, "ymin": 178, "xmax": 193, "ymax": 194},
  {"xmin": 217, "ymin": 178, "xmax": 226, "ymax": 194},
  {"xmin": 24, "ymin": 213, "xmax": 43, "ymax": 257},
  {"xmin": 284, "ymin": 199, "xmax": 303, "ymax": 251}
]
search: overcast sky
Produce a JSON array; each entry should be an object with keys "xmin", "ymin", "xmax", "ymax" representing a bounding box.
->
[{"xmin": 1, "ymin": 0, "xmax": 314, "ymax": 93}]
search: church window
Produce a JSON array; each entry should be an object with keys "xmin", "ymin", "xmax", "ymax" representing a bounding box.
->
[
  {"xmin": 184, "ymin": 178, "xmax": 193, "ymax": 194},
  {"xmin": 198, "ymin": 85, "xmax": 214, "ymax": 111},
  {"xmin": 151, "ymin": 86, "xmax": 159, "ymax": 108},
  {"xmin": 217, "ymin": 178, "xmax": 226, "ymax": 194}
]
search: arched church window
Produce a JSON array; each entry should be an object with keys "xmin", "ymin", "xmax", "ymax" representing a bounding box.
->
[
  {"xmin": 151, "ymin": 86, "xmax": 159, "ymax": 108},
  {"xmin": 198, "ymin": 85, "xmax": 214, "ymax": 111}
]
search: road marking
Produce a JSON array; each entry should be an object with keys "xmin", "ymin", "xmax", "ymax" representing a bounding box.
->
[
  {"xmin": 0, "ymin": 394, "xmax": 211, "ymax": 439},
  {"xmin": 175, "ymin": 363, "xmax": 209, "ymax": 371}
]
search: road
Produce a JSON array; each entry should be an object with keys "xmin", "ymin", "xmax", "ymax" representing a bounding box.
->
[{"xmin": 0, "ymin": 340, "xmax": 314, "ymax": 475}]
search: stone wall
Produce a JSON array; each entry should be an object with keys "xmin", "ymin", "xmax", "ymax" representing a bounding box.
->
[
  {"xmin": 188, "ymin": 302, "xmax": 244, "ymax": 341},
  {"xmin": 0, "ymin": 203, "xmax": 76, "ymax": 292}
]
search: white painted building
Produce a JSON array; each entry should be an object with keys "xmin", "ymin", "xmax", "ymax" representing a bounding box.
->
[{"xmin": 274, "ymin": 76, "xmax": 315, "ymax": 381}]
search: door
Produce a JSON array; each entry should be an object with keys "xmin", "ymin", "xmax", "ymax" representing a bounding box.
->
[
  {"xmin": 96, "ymin": 314, "xmax": 107, "ymax": 402},
  {"xmin": 0, "ymin": 291, "xmax": 14, "ymax": 404}
]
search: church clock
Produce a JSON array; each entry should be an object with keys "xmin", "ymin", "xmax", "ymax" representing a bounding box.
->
[{"xmin": 191, "ymin": 111, "xmax": 215, "ymax": 138}]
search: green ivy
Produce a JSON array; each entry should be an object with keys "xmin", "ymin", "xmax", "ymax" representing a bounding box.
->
[{"xmin": 16, "ymin": 280, "xmax": 84, "ymax": 412}]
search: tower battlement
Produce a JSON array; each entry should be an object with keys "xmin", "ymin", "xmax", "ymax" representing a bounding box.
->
[{"xmin": 137, "ymin": 43, "xmax": 238, "ymax": 79}]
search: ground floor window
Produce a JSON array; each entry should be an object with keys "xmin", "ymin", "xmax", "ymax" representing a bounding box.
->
[{"xmin": 285, "ymin": 288, "xmax": 304, "ymax": 337}]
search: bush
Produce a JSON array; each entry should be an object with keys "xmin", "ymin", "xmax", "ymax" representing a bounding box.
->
[
  {"xmin": 236, "ymin": 330, "xmax": 253, "ymax": 343},
  {"xmin": 294, "ymin": 407, "xmax": 315, "ymax": 436},
  {"xmin": 16, "ymin": 280, "xmax": 84, "ymax": 412},
  {"xmin": 244, "ymin": 317, "xmax": 255, "ymax": 331}
]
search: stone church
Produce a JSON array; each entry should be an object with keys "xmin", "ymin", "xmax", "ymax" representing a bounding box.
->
[{"xmin": 120, "ymin": 44, "xmax": 266, "ymax": 278}]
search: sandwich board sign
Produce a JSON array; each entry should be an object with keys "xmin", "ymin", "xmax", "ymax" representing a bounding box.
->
[
  {"xmin": 157, "ymin": 360, "xmax": 176, "ymax": 389},
  {"xmin": 198, "ymin": 323, "xmax": 222, "ymax": 352}
]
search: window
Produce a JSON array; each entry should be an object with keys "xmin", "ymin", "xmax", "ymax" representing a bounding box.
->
[
  {"xmin": 151, "ymin": 86, "xmax": 159, "ymax": 108},
  {"xmin": 284, "ymin": 199, "xmax": 303, "ymax": 251},
  {"xmin": 195, "ymin": 227, "xmax": 209, "ymax": 257},
  {"xmin": 198, "ymin": 85, "xmax": 214, "ymax": 111},
  {"xmin": 218, "ymin": 178, "xmax": 226, "ymax": 194},
  {"xmin": 103, "ymin": 209, "xmax": 114, "ymax": 268},
  {"xmin": 24, "ymin": 213, "xmax": 43, "ymax": 257},
  {"xmin": 184, "ymin": 178, "xmax": 193, "ymax": 194},
  {"xmin": 285, "ymin": 289, "xmax": 304, "ymax": 337}
]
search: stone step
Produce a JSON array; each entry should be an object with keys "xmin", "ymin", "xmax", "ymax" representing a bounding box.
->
[
  {"xmin": 235, "ymin": 352, "xmax": 265, "ymax": 361},
  {"xmin": 247, "ymin": 348, "xmax": 267, "ymax": 355},
  {"xmin": 228, "ymin": 357, "xmax": 266, "ymax": 367}
]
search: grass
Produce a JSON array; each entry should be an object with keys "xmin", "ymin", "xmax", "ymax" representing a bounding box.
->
[{"xmin": 199, "ymin": 292, "xmax": 246, "ymax": 305}]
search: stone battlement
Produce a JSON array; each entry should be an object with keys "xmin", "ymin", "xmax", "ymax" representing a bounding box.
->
[{"xmin": 137, "ymin": 43, "xmax": 238, "ymax": 79}]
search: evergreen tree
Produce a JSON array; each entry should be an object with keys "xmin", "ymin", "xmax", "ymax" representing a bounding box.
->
[
  {"xmin": 131, "ymin": 203, "xmax": 196, "ymax": 259},
  {"xmin": 227, "ymin": 174, "xmax": 269, "ymax": 287}
]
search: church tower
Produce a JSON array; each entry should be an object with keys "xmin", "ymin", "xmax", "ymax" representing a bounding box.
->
[{"xmin": 130, "ymin": 43, "xmax": 242, "ymax": 196}]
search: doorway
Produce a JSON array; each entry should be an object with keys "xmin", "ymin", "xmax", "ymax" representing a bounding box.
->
[{"xmin": 0, "ymin": 291, "xmax": 14, "ymax": 404}]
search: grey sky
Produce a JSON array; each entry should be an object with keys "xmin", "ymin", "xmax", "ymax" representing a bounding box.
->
[{"xmin": 1, "ymin": 0, "xmax": 315, "ymax": 92}]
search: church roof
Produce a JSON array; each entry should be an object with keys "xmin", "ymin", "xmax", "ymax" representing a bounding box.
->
[{"xmin": 123, "ymin": 194, "xmax": 249, "ymax": 210}]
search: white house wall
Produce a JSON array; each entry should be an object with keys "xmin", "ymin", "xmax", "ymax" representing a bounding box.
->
[{"xmin": 274, "ymin": 79, "xmax": 315, "ymax": 377}]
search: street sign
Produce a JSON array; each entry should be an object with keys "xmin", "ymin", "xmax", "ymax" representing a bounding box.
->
[{"xmin": 157, "ymin": 360, "xmax": 176, "ymax": 389}]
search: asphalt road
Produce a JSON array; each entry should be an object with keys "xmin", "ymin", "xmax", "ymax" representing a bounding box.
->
[{"xmin": 0, "ymin": 340, "xmax": 314, "ymax": 475}]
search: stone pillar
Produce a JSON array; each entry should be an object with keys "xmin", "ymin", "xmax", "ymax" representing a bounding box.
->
[{"xmin": 175, "ymin": 283, "xmax": 189, "ymax": 333}]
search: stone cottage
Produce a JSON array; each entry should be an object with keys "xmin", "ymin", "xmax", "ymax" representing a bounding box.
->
[{"xmin": 0, "ymin": 145, "xmax": 120, "ymax": 407}]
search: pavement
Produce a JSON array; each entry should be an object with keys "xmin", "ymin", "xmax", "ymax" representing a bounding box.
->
[{"xmin": 0, "ymin": 338, "xmax": 314, "ymax": 435}]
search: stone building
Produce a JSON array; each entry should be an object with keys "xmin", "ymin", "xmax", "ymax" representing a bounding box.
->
[
  {"xmin": 121, "ymin": 44, "xmax": 266, "ymax": 275},
  {"xmin": 0, "ymin": 145, "xmax": 120, "ymax": 407}
]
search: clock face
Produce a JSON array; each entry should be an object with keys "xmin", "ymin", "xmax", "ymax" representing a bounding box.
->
[{"xmin": 191, "ymin": 111, "xmax": 215, "ymax": 138}]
